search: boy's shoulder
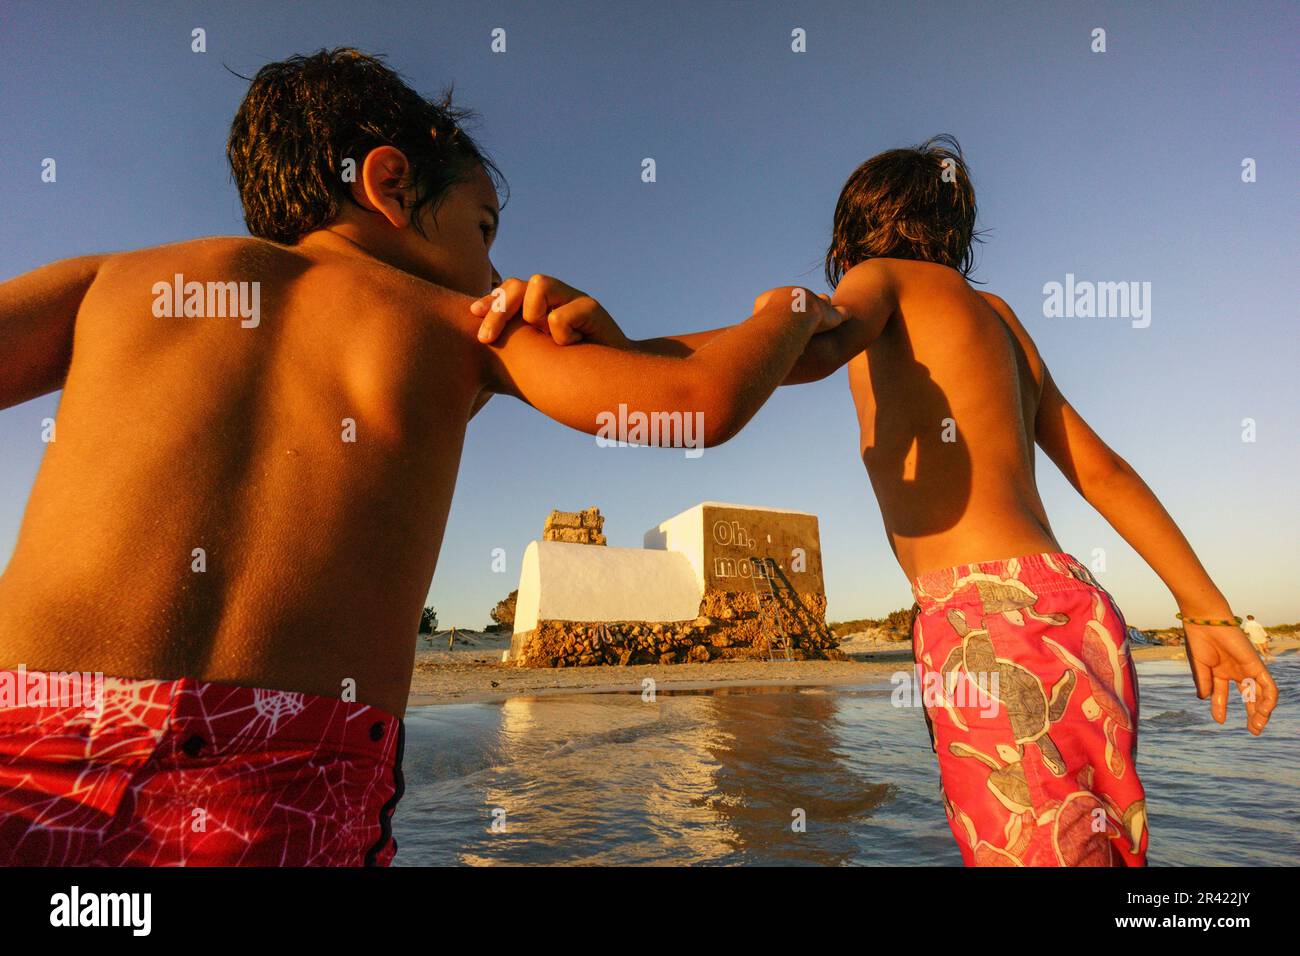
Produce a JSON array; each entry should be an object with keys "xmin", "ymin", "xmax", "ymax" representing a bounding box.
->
[
  {"xmin": 838, "ymin": 257, "xmax": 973, "ymax": 299},
  {"xmin": 843, "ymin": 260, "xmax": 1046, "ymax": 375},
  {"xmin": 94, "ymin": 236, "xmax": 306, "ymax": 289},
  {"xmin": 836, "ymin": 257, "xmax": 977, "ymax": 316},
  {"xmin": 848, "ymin": 257, "xmax": 962, "ymax": 277},
  {"xmin": 846, "ymin": 258, "xmax": 1023, "ymax": 329},
  {"xmin": 105, "ymin": 235, "xmax": 288, "ymax": 265},
  {"xmin": 93, "ymin": 235, "xmax": 481, "ymax": 341},
  {"xmin": 105, "ymin": 236, "xmax": 469, "ymax": 311}
]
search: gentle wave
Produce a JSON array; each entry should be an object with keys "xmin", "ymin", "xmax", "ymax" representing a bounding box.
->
[{"xmin": 392, "ymin": 657, "xmax": 1299, "ymax": 866}]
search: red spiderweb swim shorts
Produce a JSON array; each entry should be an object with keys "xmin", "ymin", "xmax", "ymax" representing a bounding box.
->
[{"xmin": 0, "ymin": 671, "xmax": 403, "ymax": 866}]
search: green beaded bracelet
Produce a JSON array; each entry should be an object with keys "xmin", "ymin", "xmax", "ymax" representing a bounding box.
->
[{"xmin": 1175, "ymin": 612, "xmax": 1242, "ymax": 627}]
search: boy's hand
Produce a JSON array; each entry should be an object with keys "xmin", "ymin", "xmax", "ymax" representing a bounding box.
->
[
  {"xmin": 1182, "ymin": 621, "xmax": 1279, "ymax": 735},
  {"xmin": 471, "ymin": 275, "xmax": 630, "ymax": 348},
  {"xmin": 752, "ymin": 287, "xmax": 850, "ymax": 333}
]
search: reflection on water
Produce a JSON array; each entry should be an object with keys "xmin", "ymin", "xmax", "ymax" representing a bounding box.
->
[{"xmin": 392, "ymin": 657, "xmax": 1300, "ymax": 866}]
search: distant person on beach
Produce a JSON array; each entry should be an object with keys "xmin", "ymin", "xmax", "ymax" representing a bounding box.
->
[
  {"xmin": 1242, "ymin": 616, "xmax": 1273, "ymax": 661},
  {"xmin": 480, "ymin": 135, "xmax": 1279, "ymax": 867},
  {"xmin": 0, "ymin": 49, "xmax": 850, "ymax": 867}
]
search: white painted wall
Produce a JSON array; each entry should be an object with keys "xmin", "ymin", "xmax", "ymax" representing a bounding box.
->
[
  {"xmin": 512, "ymin": 540, "xmax": 704, "ymax": 635},
  {"xmin": 514, "ymin": 541, "xmax": 544, "ymax": 633},
  {"xmin": 643, "ymin": 503, "xmax": 706, "ymax": 592}
]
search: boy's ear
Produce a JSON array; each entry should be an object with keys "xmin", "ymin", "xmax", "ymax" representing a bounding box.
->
[{"xmin": 353, "ymin": 145, "xmax": 415, "ymax": 229}]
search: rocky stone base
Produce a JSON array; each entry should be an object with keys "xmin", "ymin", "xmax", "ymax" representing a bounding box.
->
[{"xmin": 511, "ymin": 590, "xmax": 843, "ymax": 667}]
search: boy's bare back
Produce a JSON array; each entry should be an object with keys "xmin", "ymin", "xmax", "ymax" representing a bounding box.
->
[
  {"xmin": 840, "ymin": 258, "xmax": 1060, "ymax": 579},
  {"xmin": 0, "ymin": 238, "xmax": 488, "ymax": 716}
]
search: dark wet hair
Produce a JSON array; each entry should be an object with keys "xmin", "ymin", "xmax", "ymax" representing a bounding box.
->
[
  {"xmin": 227, "ymin": 47, "xmax": 504, "ymax": 245},
  {"xmin": 824, "ymin": 134, "xmax": 980, "ymax": 286}
]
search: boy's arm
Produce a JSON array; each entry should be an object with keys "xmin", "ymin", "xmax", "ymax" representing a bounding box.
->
[
  {"xmin": 0, "ymin": 255, "xmax": 109, "ymax": 409},
  {"xmin": 1026, "ymin": 331, "xmax": 1277, "ymax": 734},
  {"xmin": 634, "ymin": 262, "xmax": 894, "ymax": 381},
  {"xmin": 789, "ymin": 260, "xmax": 896, "ymax": 381},
  {"xmin": 481, "ymin": 287, "xmax": 838, "ymax": 446},
  {"xmin": 1035, "ymin": 367, "xmax": 1227, "ymax": 611},
  {"xmin": 474, "ymin": 263, "xmax": 894, "ymax": 383}
]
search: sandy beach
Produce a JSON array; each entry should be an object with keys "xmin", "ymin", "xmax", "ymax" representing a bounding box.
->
[{"xmin": 407, "ymin": 628, "xmax": 1300, "ymax": 707}]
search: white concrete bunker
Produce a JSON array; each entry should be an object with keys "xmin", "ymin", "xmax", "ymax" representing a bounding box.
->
[{"xmin": 509, "ymin": 502, "xmax": 838, "ymax": 667}]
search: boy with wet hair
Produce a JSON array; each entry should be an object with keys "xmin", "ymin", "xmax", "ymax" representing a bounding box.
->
[
  {"xmin": 484, "ymin": 135, "xmax": 1278, "ymax": 866},
  {"xmin": 0, "ymin": 48, "xmax": 850, "ymax": 866}
]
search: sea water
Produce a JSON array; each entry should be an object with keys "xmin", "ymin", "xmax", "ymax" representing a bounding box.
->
[{"xmin": 392, "ymin": 656, "xmax": 1299, "ymax": 866}]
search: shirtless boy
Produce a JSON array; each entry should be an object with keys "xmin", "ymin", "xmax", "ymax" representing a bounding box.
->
[
  {"xmin": 480, "ymin": 136, "xmax": 1279, "ymax": 867},
  {"xmin": 0, "ymin": 49, "xmax": 850, "ymax": 866}
]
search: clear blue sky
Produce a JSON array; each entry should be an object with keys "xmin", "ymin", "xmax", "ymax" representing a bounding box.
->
[{"xmin": 1, "ymin": 1, "xmax": 1296, "ymax": 628}]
